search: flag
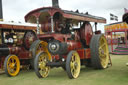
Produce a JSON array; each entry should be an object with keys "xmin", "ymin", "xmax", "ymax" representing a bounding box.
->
[
  {"xmin": 110, "ymin": 13, "xmax": 118, "ymax": 21},
  {"xmin": 124, "ymin": 8, "xmax": 128, "ymax": 13}
]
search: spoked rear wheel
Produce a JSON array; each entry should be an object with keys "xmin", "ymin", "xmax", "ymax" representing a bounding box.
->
[
  {"xmin": 34, "ymin": 52, "xmax": 50, "ymax": 78},
  {"xmin": 90, "ymin": 34, "xmax": 109, "ymax": 69},
  {"xmin": 66, "ymin": 51, "xmax": 81, "ymax": 79},
  {"xmin": 4, "ymin": 55, "xmax": 20, "ymax": 77}
]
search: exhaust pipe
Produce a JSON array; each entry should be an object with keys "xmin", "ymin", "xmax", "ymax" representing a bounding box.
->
[
  {"xmin": 52, "ymin": 0, "xmax": 59, "ymax": 8},
  {"xmin": 0, "ymin": 0, "xmax": 3, "ymax": 21}
]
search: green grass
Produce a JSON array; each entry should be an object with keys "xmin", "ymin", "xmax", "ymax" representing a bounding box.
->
[{"xmin": 1, "ymin": 55, "xmax": 128, "ymax": 85}]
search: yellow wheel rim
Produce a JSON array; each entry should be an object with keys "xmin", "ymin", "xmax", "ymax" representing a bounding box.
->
[
  {"xmin": 70, "ymin": 52, "xmax": 80, "ymax": 78},
  {"xmin": 36, "ymin": 41, "xmax": 52, "ymax": 61},
  {"xmin": 38, "ymin": 52, "xmax": 50, "ymax": 78},
  {"xmin": 7, "ymin": 55, "xmax": 20, "ymax": 76},
  {"xmin": 99, "ymin": 35, "xmax": 109, "ymax": 68}
]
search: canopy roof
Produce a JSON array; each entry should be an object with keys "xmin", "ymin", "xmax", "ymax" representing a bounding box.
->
[
  {"xmin": 25, "ymin": 7, "xmax": 106, "ymax": 24},
  {"xmin": 0, "ymin": 21, "xmax": 37, "ymax": 30},
  {"xmin": 104, "ymin": 22, "xmax": 128, "ymax": 32}
]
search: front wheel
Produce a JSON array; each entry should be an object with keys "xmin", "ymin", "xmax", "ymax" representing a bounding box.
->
[
  {"xmin": 66, "ymin": 51, "xmax": 81, "ymax": 79},
  {"xmin": 34, "ymin": 52, "xmax": 50, "ymax": 78},
  {"xmin": 4, "ymin": 55, "xmax": 20, "ymax": 77}
]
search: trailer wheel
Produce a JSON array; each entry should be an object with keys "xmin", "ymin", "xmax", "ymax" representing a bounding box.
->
[
  {"xmin": 90, "ymin": 34, "xmax": 109, "ymax": 69},
  {"xmin": 34, "ymin": 52, "xmax": 50, "ymax": 78},
  {"xmin": 4, "ymin": 55, "xmax": 20, "ymax": 77},
  {"xmin": 66, "ymin": 51, "xmax": 81, "ymax": 79}
]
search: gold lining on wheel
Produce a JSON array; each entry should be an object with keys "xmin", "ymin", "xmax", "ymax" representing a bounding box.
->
[
  {"xmin": 98, "ymin": 35, "xmax": 109, "ymax": 68},
  {"xmin": 70, "ymin": 52, "xmax": 80, "ymax": 78},
  {"xmin": 7, "ymin": 55, "xmax": 20, "ymax": 76},
  {"xmin": 36, "ymin": 41, "xmax": 52, "ymax": 61},
  {"xmin": 38, "ymin": 52, "xmax": 50, "ymax": 78}
]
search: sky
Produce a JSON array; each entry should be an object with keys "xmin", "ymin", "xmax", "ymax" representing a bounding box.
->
[{"xmin": 1, "ymin": 0, "xmax": 128, "ymax": 32}]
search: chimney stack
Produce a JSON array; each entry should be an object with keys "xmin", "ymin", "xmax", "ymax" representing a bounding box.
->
[
  {"xmin": 52, "ymin": 0, "xmax": 59, "ymax": 8},
  {"xmin": 0, "ymin": 0, "xmax": 3, "ymax": 21}
]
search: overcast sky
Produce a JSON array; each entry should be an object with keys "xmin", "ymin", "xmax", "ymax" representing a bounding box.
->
[{"xmin": 1, "ymin": 0, "xmax": 128, "ymax": 32}]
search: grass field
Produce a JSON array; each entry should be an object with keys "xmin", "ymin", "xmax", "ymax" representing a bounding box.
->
[{"xmin": 1, "ymin": 54, "xmax": 128, "ymax": 85}]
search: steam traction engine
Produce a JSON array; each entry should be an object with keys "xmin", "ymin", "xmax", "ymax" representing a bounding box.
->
[
  {"xmin": 0, "ymin": 22, "xmax": 37, "ymax": 76},
  {"xmin": 25, "ymin": 0, "xmax": 110, "ymax": 79}
]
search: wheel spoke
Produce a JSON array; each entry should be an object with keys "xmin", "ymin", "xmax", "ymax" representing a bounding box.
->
[
  {"xmin": 99, "ymin": 43, "xmax": 106, "ymax": 50},
  {"xmin": 100, "ymin": 58, "xmax": 106, "ymax": 66},
  {"xmin": 70, "ymin": 61, "xmax": 74, "ymax": 69},
  {"xmin": 71, "ymin": 68, "xmax": 75, "ymax": 76},
  {"xmin": 36, "ymin": 52, "xmax": 50, "ymax": 78},
  {"xmin": 67, "ymin": 51, "xmax": 80, "ymax": 79},
  {"xmin": 11, "ymin": 58, "xmax": 15, "ymax": 63},
  {"xmin": 43, "ymin": 67, "xmax": 49, "ymax": 77},
  {"xmin": 74, "ymin": 68, "xmax": 78, "ymax": 77},
  {"xmin": 5, "ymin": 55, "xmax": 20, "ymax": 76},
  {"xmin": 71, "ymin": 55, "xmax": 75, "ymax": 62}
]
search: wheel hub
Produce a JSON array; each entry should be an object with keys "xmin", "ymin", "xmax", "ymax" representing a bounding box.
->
[
  {"xmin": 74, "ymin": 62, "xmax": 78, "ymax": 69},
  {"xmin": 10, "ymin": 63, "xmax": 15, "ymax": 68},
  {"xmin": 101, "ymin": 49, "xmax": 104, "ymax": 54}
]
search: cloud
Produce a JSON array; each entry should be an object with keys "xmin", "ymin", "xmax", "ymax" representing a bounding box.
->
[{"xmin": 1, "ymin": 0, "xmax": 128, "ymax": 32}]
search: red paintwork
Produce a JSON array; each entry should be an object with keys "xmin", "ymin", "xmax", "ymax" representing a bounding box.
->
[
  {"xmin": 52, "ymin": 49, "xmax": 90, "ymax": 60},
  {"xmin": 39, "ymin": 33, "xmax": 85, "ymax": 59},
  {"xmin": 80, "ymin": 22, "xmax": 93, "ymax": 45},
  {"xmin": 38, "ymin": 33, "xmax": 87, "ymax": 60},
  {"xmin": 23, "ymin": 5, "xmax": 106, "ymax": 67},
  {"xmin": 8, "ymin": 46, "xmax": 31, "ymax": 59},
  {"xmin": 25, "ymin": 7, "xmax": 106, "ymax": 23},
  {"xmin": 8, "ymin": 46, "xmax": 21, "ymax": 54},
  {"xmin": 77, "ymin": 49, "xmax": 85, "ymax": 59},
  {"xmin": 41, "ymin": 21, "xmax": 51, "ymax": 32},
  {"xmin": 77, "ymin": 48, "xmax": 91, "ymax": 59},
  {"xmin": 67, "ymin": 40, "xmax": 82, "ymax": 52},
  {"xmin": 0, "ymin": 47, "xmax": 31, "ymax": 70},
  {"xmin": 0, "ymin": 23, "xmax": 36, "ymax": 30},
  {"xmin": 38, "ymin": 33, "xmax": 71, "ymax": 42},
  {"xmin": 25, "ymin": 7, "xmax": 63, "ymax": 22},
  {"xmin": 52, "ymin": 55, "xmax": 60, "ymax": 60},
  {"xmin": 18, "ymin": 51, "xmax": 31, "ymax": 59},
  {"xmin": 0, "ymin": 57, "xmax": 5, "ymax": 69},
  {"xmin": 85, "ymin": 49, "xmax": 91, "ymax": 59}
]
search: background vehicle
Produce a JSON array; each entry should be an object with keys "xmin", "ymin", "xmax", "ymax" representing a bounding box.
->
[{"xmin": 0, "ymin": 22, "xmax": 38, "ymax": 77}]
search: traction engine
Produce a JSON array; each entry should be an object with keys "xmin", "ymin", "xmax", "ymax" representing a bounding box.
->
[
  {"xmin": 0, "ymin": 23, "xmax": 37, "ymax": 76},
  {"xmin": 25, "ymin": 0, "xmax": 110, "ymax": 79}
]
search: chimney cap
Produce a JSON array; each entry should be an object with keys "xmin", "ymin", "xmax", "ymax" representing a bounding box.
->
[{"xmin": 52, "ymin": 0, "xmax": 59, "ymax": 8}]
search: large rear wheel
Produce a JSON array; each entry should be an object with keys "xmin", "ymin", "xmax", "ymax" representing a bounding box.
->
[
  {"xmin": 66, "ymin": 51, "xmax": 81, "ymax": 79},
  {"xmin": 90, "ymin": 34, "xmax": 109, "ymax": 69},
  {"xmin": 4, "ymin": 55, "xmax": 20, "ymax": 77}
]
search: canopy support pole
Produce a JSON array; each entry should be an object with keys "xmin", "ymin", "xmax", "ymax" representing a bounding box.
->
[
  {"xmin": 51, "ymin": 16, "xmax": 54, "ymax": 33},
  {"xmin": 36, "ymin": 17, "xmax": 40, "ymax": 34}
]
